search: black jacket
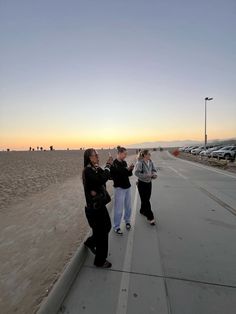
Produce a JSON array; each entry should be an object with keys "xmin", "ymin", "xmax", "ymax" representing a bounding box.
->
[
  {"xmin": 83, "ymin": 164, "xmax": 111, "ymax": 209},
  {"xmin": 110, "ymin": 159, "xmax": 133, "ymax": 189}
]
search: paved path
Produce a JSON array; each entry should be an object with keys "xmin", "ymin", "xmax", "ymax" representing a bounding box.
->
[{"xmin": 59, "ymin": 151, "xmax": 236, "ymax": 314}]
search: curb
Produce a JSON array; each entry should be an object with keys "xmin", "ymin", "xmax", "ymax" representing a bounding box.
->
[
  {"xmin": 37, "ymin": 233, "xmax": 89, "ymax": 314},
  {"xmin": 37, "ymin": 198, "xmax": 114, "ymax": 314}
]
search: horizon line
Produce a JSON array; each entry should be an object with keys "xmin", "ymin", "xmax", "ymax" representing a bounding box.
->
[{"xmin": 1, "ymin": 137, "xmax": 236, "ymax": 152}]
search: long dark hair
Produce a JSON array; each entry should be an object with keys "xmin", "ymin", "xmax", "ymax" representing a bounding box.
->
[
  {"xmin": 82, "ymin": 148, "xmax": 96, "ymax": 185},
  {"xmin": 83, "ymin": 148, "xmax": 96, "ymax": 167}
]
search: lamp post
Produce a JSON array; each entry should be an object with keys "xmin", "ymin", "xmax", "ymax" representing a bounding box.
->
[{"xmin": 204, "ymin": 97, "xmax": 213, "ymax": 150}]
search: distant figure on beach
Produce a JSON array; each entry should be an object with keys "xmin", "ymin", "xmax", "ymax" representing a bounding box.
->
[
  {"xmin": 50, "ymin": 145, "xmax": 53, "ymax": 151},
  {"xmin": 135, "ymin": 149, "xmax": 157, "ymax": 225},
  {"xmin": 110, "ymin": 146, "xmax": 134, "ymax": 235},
  {"xmin": 82, "ymin": 149, "xmax": 113, "ymax": 268}
]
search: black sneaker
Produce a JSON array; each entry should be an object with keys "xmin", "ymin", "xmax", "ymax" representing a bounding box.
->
[
  {"xmin": 95, "ymin": 260, "xmax": 112, "ymax": 268},
  {"xmin": 126, "ymin": 223, "xmax": 131, "ymax": 230},
  {"xmin": 114, "ymin": 228, "xmax": 123, "ymax": 235}
]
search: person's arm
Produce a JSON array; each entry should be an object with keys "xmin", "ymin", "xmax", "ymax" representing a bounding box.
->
[
  {"xmin": 134, "ymin": 161, "xmax": 150, "ymax": 180},
  {"xmin": 151, "ymin": 161, "xmax": 157, "ymax": 174},
  {"xmin": 111, "ymin": 161, "xmax": 131, "ymax": 177},
  {"xmin": 126, "ymin": 161, "xmax": 134, "ymax": 177},
  {"xmin": 85, "ymin": 166, "xmax": 110, "ymax": 187},
  {"xmin": 128, "ymin": 168, "xmax": 133, "ymax": 177},
  {"xmin": 110, "ymin": 164, "xmax": 115, "ymax": 180},
  {"xmin": 151, "ymin": 161, "xmax": 158, "ymax": 179}
]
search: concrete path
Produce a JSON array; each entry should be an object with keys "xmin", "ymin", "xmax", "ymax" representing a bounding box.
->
[{"xmin": 59, "ymin": 151, "xmax": 236, "ymax": 314}]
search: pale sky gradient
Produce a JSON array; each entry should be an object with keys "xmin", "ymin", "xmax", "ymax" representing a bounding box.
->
[{"xmin": 1, "ymin": 0, "xmax": 236, "ymax": 150}]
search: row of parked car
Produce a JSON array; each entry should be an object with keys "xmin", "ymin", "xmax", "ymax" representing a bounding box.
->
[{"xmin": 179, "ymin": 144, "xmax": 236, "ymax": 161}]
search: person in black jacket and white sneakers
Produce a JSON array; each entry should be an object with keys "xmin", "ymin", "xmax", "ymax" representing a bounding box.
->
[
  {"xmin": 135, "ymin": 149, "xmax": 157, "ymax": 225},
  {"xmin": 83, "ymin": 148, "xmax": 113, "ymax": 268},
  {"xmin": 110, "ymin": 146, "xmax": 134, "ymax": 235}
]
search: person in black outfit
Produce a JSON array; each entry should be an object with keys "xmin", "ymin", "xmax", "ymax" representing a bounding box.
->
[
  {"xmin": 83, "ymin": 149, "xmax": 113, "ymax": 268},
  {"xmin": 134, "ymin": 149, "xmax": 157, "ymax": 225}
]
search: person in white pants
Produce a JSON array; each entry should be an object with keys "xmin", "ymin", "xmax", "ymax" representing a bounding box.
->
[{"xmin": 110, "ymin": 146, "xmax": 134, "ymax": 235}]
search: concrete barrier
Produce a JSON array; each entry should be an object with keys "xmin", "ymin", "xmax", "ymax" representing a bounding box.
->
[
  {"xmin": 37, "ymin": 198, "xmax": 114, "ymax": 314},
  {"xmin": 37, "ymin": 235, "xmax": 89, "ymax": 314}
]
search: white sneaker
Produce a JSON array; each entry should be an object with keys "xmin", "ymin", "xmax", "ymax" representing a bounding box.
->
[
  {"xmin": 148, "ymin": 219, "xmax": 156, "ymax": 226},
  {"xmin": 114, "ymin": 228, "xmax": 123, "ymax": 235}
]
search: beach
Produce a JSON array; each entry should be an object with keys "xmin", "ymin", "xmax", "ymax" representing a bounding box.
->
[{"xmin": 0, "ymin": 149, "xmax": 137, "ymax": 314}]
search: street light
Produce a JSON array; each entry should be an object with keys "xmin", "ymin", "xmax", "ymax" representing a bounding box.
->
[{"xmin": 204, "ymin": 97, "xmax": 213, "ymax": 150}]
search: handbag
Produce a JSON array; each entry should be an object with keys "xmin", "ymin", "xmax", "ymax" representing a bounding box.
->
[{"xmin": 92, "ymin": 185, "xmax": 111, "ymax": 209}]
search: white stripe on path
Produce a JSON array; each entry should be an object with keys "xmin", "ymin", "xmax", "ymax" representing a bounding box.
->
[
  {"xmin": 115, "ymin": 188, "xmax": 138, "ymax": 314},
  {"xmin": 167, "ymin": 166, "xmax": 188, "ymax": 180}
]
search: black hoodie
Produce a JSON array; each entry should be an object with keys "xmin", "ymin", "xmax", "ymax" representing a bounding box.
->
[
  {"xmin": 83, "ymin": 164, "xmax": 111, "ymax": 208},
  {"xmin": 110, "ymin": 159, "xmax": 133, "ymax": 189}
]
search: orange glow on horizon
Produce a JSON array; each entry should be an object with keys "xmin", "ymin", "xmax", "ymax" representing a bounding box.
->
[{"xmin": 1, "ymin": 129, "xmax": 236, "ymax": 151}]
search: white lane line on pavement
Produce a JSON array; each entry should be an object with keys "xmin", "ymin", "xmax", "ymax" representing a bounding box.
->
[
  {"xmin": 167, "ymin": 151, "xmax": 236, "ymax": 179},
  {"xmin": 167, "ymin": 166, "xmax": 188, "ymax": 180},
  {"xmin": 115, "ymin": 188, "xmax": 138, "ymax": 314}
]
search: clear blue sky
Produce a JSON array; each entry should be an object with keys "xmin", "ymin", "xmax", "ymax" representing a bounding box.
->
[{"xmin": 1, "ymin": 0, "xmax": 236, "ymax": 149}]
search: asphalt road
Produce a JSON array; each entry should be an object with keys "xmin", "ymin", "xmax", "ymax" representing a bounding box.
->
[{"xmin": 59, "ymin": 151, "xmax": 236, "ymax": 314}]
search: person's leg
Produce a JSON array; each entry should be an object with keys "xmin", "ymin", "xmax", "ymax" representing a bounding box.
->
[
  {"xmin": 113, "ymin": 188, "xmax": 125, "ymax": 230},
  {"xmin": 84, "ymin": 207, "xmax": 96, "ymax": 253},
  {"xmin": 124, "ymin": 187, "xmax": 132, "ymax": 224},
  {"xmin": 84, "ymin": 232, "xmax": 96, "ymax": 253},
  {"xmin": 94, "ymin": 229, "xmax": 108, "ymax": 266},
  {"xmin": 104, "ymin": 205, "xmax": 112, "ymax": 233},
  {"xmin": 94, "ymin": 206, "xmax": 111, "ymax": 266},
  {"xmin": 138, "ymin": 181, "xmax": 149, "ymax": 217},
  {"xmin": 137, "ymin": 181, "xmax": 146, "ymax": 215},
  {"xmin": 145, "ymin": 182, "xmax": 154, "ymax": 221}
]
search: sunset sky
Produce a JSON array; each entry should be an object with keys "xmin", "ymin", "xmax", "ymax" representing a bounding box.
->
[{"xmin": 1, "ymin": 0, "xmax": 236, "ymax": 150}]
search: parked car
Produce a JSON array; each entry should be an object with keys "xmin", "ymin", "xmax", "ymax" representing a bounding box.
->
[
  {"xmin": 182, "ymin": 146, "xmax": 191, "ymax": 152},
  {"xmin": 200, "ymin": 146, "xmax": 223, "ymax": 157},
  {"xmin": 191, "ymin": 145, "xmax": 208, "ymax": 155},
  {"xmin": 211, "ymin": 146, "xmax": 236, "ymax": 160},
  {"xmin": 179, "ymin": 146, "xmax": 187, "ymax": 152},
  {"xmin": 184, "ymin": 146, "xmax": 198, "ymax": 153}
]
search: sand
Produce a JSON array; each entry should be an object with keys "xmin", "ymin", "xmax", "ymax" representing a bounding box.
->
[{"xmin": 0, "ymin": 149, "xmax": 137, "ymax": 314}]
